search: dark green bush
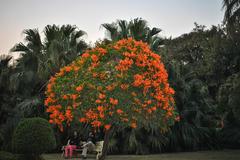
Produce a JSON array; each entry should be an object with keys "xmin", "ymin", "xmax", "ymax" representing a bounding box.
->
[
  {"xmin": 12, "ymin": 118, "xmax": 56, "ymax": 159},
  {"xmin": 0, "ymin": 151, "xmax": 16, "ymax": 160}
]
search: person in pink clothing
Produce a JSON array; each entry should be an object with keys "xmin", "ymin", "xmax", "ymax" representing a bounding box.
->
[{"xmin": 64, "ymin": 131, "xmax": 80, "ymax": 159}]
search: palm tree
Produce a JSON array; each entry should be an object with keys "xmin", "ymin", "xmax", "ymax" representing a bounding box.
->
[
  {"xmin": 102, "ymin": 18, "xmax": 163, "ymax": 52},
  {"xmin": 11, "ymin": 25, "xmax": 88, "ymax": 89},
  {"xmin": 223, "ymin": 0, "xmax": 240, "ymax": 25},
  {"xmin": 165, "ymin": 60, "xmax": 216, "ymax": 151},
  {"xmin": 9, "ymin": 25, "xmax": 88, "ymax": 121},
  {"xmin": 11, "ymin": 29, "xmax": 43, "ymax": 73},
  {"xmin": 222, "ymin": 0, "xmax": 240, "ymax": 38},
  {"xmin": 42, "ymin": 24, "xmax": 88, "ymax": 79}
]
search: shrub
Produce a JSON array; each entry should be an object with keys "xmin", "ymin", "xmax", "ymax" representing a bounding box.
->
[
  {"xmin": 12, "ymin": 118, "xmax": 56, "ymax": 159},
  {"xmin": 0, "ymin": 151, "xmax": 16, "ymax": 160}
]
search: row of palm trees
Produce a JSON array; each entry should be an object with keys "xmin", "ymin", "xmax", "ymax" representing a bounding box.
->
[
  {"xmin": 102, "ymin": 18, "xmax": 163, "ymax": 51},
  {"xmin": 0, "ymin": 18, "xmax": 165, "ymax": 151}
]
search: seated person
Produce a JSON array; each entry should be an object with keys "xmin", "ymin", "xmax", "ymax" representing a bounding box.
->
[
  {"xmin": 64, "ymin": 130, "xmax": 80, "ymax": 159},
  {"xmin": 81, "ymin": 131, "xmax": 96, "ymax": 159},
  {"xmin": 78, "ymin": 134, "xmax": 86, "ymax": 148}
]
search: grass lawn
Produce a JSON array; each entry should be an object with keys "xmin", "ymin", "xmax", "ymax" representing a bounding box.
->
[{"xmin": 43, "ymin": 149, "xmax": 240, "ymax": 160}]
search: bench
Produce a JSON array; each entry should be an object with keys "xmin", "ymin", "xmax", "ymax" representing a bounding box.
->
[{"xmin": 74, "ymin": 141, "xmax": 104, "ymax": 160}]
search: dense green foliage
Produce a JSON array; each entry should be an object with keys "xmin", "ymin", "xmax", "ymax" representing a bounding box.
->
[
  {"xmin": 0, "ymin": 151, "xmax": 16, "ymax": 160},
  {"xmin": 12, "ymin": 118, "xmax": 56, "ymax": 159},
  {"xmin": 0, "ymin": 24, "xmax": 88, "ymax": 152},
  {"xmin": 0, "ymin": 0, "xmax": 240, "ymax": 156}
]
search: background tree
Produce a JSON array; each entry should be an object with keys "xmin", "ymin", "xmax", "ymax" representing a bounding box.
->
[
  {"xmin": 217, "ymin": 73, "xmax": 240, "ymax": 148},
  {"xmin": 223, "ymin": 0, "xmax": 240, "ymax": 39},
  {"xmin": 0, "ymin": 55, "xmax": 22, "ymax": 151},
  {"xmin": 0, "ymin": 55, "xmax": 15, "ymax": 126},
  {"xmin": 102, "ymin": 18, "xmax": 164, "ymax": 52},
  {"xmin": 11, "ymin": 25, "xmax": 88, "ymax": 89},
  {"xmin": 158, "ymin": 24, "xmax": 227, "ymax": 151},
  {"xmin": 9, "ymin": 24, "xmax": 88, "ymax": 118},
  {"xmin": 223, "ymin": 0, "xmax": 240, "ymax": 25}
]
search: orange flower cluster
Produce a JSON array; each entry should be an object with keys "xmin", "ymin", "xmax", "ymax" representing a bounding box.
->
[
  {"xmin": 116, "ymin": 109, "xmax": 123, "ymax": 115},
  {"xmin": 109, "ymin": 98, "xmax": 118, "ymax": 105},
  {"xmin": 76, "ymin": 85, "xmax": 83, "ymax": 92},
  {"xmin": 115, "ymin": 57, "xmax": 134, "ymax": 71},
  {"xmin": 45, "ymin": 38, "xmax": 178, "ymax": 132},
  {"xmin": 104, "ymin": 124, "xmax": 111, "ymax": 130}
]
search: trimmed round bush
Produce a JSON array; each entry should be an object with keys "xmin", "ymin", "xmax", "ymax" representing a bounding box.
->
[{"xmin": 12, "ymin": 118, "xmax": 56, "ymax": 158}]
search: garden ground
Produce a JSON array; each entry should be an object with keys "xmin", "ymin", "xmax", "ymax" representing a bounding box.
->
[{"xmin": 43, "ymin": 149, "xmax": 240, "ymax": 160}]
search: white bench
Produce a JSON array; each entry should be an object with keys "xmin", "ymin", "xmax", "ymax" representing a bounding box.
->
[{"xmin": 74, "ymin": 141, "xmax": 104, "ymax": 160}]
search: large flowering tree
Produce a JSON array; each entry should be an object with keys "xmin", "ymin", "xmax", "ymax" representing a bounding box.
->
[{"xmin": 45, "ymin": 38, "xmax": 179, "ymax": 159}]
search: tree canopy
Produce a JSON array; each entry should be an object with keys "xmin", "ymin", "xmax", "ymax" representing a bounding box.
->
[{"xmin": 45, "ymin": 38, "xmax": 178, "ymax": 131}]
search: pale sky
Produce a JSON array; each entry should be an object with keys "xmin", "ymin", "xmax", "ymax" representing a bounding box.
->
[{"xmin": 0, "ymin": 0, "xmax": 224, "ymax": 56}]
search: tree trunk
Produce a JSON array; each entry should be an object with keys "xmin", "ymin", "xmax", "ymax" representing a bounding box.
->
[{"xmin": 99, "ymin": 127, "xmax": 113, "ymax": 160}]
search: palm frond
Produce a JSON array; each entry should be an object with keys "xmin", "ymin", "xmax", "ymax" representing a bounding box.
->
[
  {"xmin": 16, "ymin": 96, "xmax": 43, "ymax": 117},
  {"xmin": 117, "ymin": 19, "xmax": 129, "ymax": 39},
  {"xmin": 10, "ymin": 43, "xmax": 30, "ymax": 53},
  {"xmin": 129, "ymin": 18, "xmax": 148, "ymax": 41},
  {"xmin": 101, "ymin": 23, "xmax": 119, "ymax": 41},
  {"xmin": 0, "ymin": 55, "xmax": 12, "ymax": 68}
]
